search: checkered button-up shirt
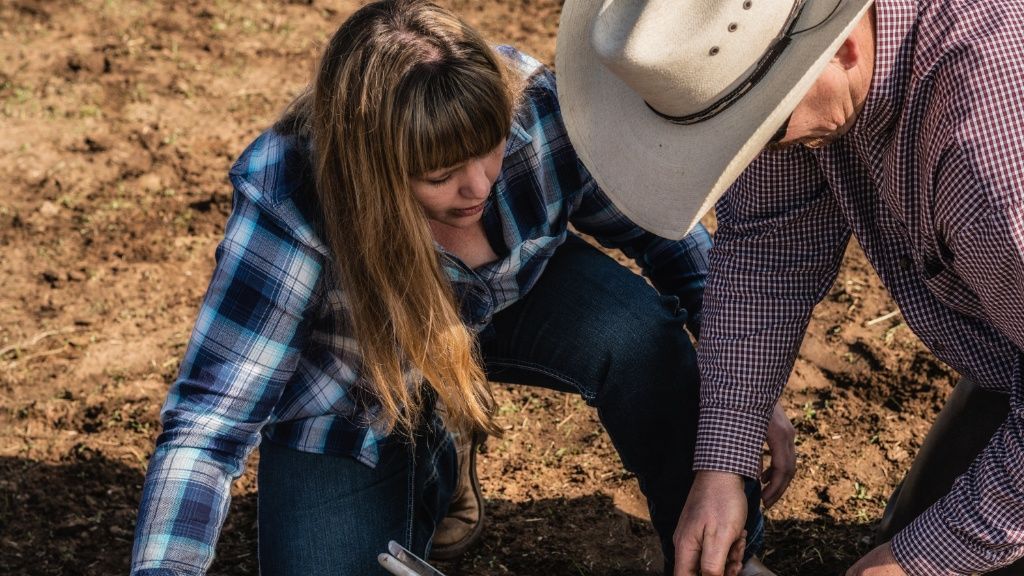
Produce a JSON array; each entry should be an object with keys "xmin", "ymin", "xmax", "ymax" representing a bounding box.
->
[
  {"xmin": 694, "ymin": 1, "xmax": 1024, "ymax": 574},
  {"xmin": 131, "ymin": 47, "xmax": 712, "ymax": 575}
]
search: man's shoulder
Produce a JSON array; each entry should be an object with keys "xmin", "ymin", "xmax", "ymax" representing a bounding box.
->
[
  {"xmin": 911, "ymin": 0, "xmax": 1024, "ymax": 206},
  {"xmin": 915, "ymin": 0, "xmax": 1024, "ymax": 68}
]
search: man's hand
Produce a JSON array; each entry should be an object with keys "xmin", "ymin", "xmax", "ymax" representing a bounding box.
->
[
  {"xmin": 762, "ymin": 403, "xmax": 797, "ymax": 508},
  {"xmin": 674, "ymin": 471, "xmax": 748, "ymax": 576},
  {"xmin": 846, "ymin": 542, "xmax": 908, "ymax": 576}
]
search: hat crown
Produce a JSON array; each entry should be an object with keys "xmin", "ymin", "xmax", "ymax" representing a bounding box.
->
[{"xmin": 591, "ymin": 0, "xmax": 797, "ymax": 117}]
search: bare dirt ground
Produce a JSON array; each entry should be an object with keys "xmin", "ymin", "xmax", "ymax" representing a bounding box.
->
[{"xmin": 0, "ymin": 1, "xmax": 954, "ymax": 574}]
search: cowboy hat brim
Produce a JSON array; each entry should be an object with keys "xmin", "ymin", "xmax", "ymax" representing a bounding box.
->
[{"xmin": 556, "ymin": 0, "xmax": 875, "ymax": 240}]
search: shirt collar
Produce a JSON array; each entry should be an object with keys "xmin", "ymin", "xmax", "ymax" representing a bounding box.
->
[
  {"xmin": 505, "ymin": 116, "xmax": 533, "ymax": 156},
  {"xmin": 851, "ymin": 0, "xmax": 919, "ymax": 141}
]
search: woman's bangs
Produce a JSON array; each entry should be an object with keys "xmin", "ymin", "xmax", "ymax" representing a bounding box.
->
[{"xmin": 405, "ymin": 65, "xmax": 511, "ymax": 177}]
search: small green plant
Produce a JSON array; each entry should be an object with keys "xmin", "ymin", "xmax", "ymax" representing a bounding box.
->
[
  {"xmin": 78, "ymin": 104, "xmax": 102, "ymax": 119},
  {"xmin": 853, "ymin": 481, "xmax": 869, "ymax": 500},
  {"xmin": 802, "ymin": 401, "xmax": 817, "ymax": 421}
]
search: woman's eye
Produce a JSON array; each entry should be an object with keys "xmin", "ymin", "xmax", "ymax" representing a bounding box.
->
[{"xmin": 427, "ymin": 174, "xmax": 452, "ymax": 185}]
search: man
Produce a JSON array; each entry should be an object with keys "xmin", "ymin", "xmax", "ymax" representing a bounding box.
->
[{"xmin": 557, "ymin": 0, "xmax": 1024, "ymax": 575}]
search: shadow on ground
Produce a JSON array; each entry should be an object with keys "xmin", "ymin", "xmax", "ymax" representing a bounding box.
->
[
  {"xmin": 0, "ymin": 455, "xmax": 256, "ymax": 576},
  {"xmin": 1, "ymin": 455, "xmax": 878, "ymax": 576}
]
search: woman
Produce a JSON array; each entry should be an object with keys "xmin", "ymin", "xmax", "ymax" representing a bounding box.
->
[{"xmin": 130, "ymin": 1, "xmax": 766, "ymax": 574}]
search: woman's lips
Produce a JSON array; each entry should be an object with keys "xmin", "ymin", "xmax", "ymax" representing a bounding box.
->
[{"xmin": 451, "ymin": 202, "xmax": 485, "ymax": 217}]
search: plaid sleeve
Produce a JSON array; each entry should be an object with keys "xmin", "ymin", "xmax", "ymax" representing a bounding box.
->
[
  {"xmin": 131, "ymin": 191, "xmax": 322, "ymax": 575},
  {"xmin": 694, "ymin": 147, "xmax": 851, "ymax": 479},
  {"xmin": 569, "ymin": 169, "xmax": 713, "ymax": 335}
]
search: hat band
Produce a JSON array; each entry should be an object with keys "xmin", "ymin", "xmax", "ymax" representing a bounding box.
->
[{"xmin": 645, "ymin": 0, "xmax": 807, "ymax": 125}]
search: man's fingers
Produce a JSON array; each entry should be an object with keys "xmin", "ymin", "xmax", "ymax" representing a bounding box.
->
[
  {"xmin": 725, "ymin": 532, "xmax": 747, "ymax": 576},
  {"xmin": 676, "ymin": 527, "xmax": 745, "ymax": 576},
  {"xmin": 673, "ymin": 520, "xmax": 703, "ymax": 576},
  {"xmin": 763, "ymin": 403, "xmax": 798, "ymax": 508},
  {"xmin": 674, "ymin": 536, "xmax": 702, "ymax": 576},
  {"xmin": 762, "ymin": 478, "xmax": 781, "ymax": 508},
  {"xmin": 762, "ymin": 462, "xmax": 794, "ymax": 508},
  {"xmin": 762, "ymin": 470, "xmax": 789, "ymax": 508},
  {"xmin": 698, "ymin": 526, "xmax": 737, "ymax": 576},
  {"xmin": 674, "ymin": 472, "xmax": 749, "ymax": 576}
]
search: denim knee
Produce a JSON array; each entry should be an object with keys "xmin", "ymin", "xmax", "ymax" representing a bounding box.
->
[
  {"xmin": 256, "ymin": 415, "xmax": 456, "ymax": 576},
  {"xmin": 583, "ymin": 294, "xmax": 696, "ymax": 409}
]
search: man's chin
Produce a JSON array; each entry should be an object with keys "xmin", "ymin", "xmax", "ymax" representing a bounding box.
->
[
  {"xmin": 764, "ymin": 127, "xmax": 848, "ymax": 152},
  {"xmin": 797, "ymin": 132, "xmax": 843, "ymax": 150},
  {"xmin": 801, "ymin": 136, "xmax": 835, "ymax": 150}
]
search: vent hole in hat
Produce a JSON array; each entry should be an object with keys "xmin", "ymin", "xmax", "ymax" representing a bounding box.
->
[
  {"xmin": 728, "ymin": 22, "xmax": 738, "ymax": 32},
  {"xmin": 709, "ymin": 46, "xmax": 720, "ymax": 56},
  {"xmin": 743, "ymin": 0, "xmax": 752, "ymax": 8}
]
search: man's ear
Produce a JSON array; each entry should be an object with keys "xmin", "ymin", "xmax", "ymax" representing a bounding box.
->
[
  {"xmin": 833, "ymin": 35, "xmax": 860, "ymax": 70},
  {"xmin": 834, "ymin": 8, "xmax": 874, "ymax": 71}
]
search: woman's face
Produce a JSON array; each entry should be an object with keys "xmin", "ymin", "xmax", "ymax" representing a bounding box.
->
[{"xmin": 410, "ymin": 141, "xmax": 505, "ymax": 229}]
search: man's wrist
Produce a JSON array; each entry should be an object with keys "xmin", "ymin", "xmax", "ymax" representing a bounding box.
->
[
  {"xmin": 693, "ymin": 469, "xmax": 745, "ymax": 487},
  {"xmin": 694, "ymin": 405, "xmax": 771, "ymax": 479}
]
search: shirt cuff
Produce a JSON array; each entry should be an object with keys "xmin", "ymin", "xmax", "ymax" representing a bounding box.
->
[
  {"xmin": 891, "ymin": 503, "xmax": 993, "ymax": 576},
  {"xmin": 132, "ymin": 567, "xmax": 194, "ymax": 576},
  {"xmin": 693, "ymin": 405, "xmax": 768, "ymax": 480}
]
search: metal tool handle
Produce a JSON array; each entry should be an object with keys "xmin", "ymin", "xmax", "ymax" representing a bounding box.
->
[
  {"xmin": 377, "ymin": 540, "xmax": 447, "ymax": 576},
  {"xmin": 378, "ymin": 552, "xmax": 423, "ymax": 576}
]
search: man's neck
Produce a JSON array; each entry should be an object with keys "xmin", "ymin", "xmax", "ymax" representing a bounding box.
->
[{"xmin": 852, "ymin": 6, "xmax": 878, "ymax": 115}]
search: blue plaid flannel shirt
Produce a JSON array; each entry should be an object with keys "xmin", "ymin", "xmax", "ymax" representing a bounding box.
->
[{"xmin": 131, "ymin": 47, "xmax": 712, "ymax": 575}]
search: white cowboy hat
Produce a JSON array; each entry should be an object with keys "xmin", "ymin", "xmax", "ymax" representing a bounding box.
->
[{"xmin": 556, "ymin": 0, "xmax": 874, "ymax": 240}]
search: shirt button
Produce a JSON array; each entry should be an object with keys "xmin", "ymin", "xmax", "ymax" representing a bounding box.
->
[
  {"xmin": 924, "ymin": 258, "xmax": 944, "ymax": 278},
  {"xmin": 898, "ymin": 256, "xmax": 914, "ymax": 271}
]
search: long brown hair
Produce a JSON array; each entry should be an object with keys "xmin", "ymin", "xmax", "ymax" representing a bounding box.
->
[{"xmin": 276, "ymin": 0, "xmax": 521, "ymax": 436}]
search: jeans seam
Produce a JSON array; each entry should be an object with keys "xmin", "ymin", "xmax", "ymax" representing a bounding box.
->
[
  {"xmin": 405, "ymin": 447, "xmax": 415, "ymax": 549},
  {"xmin": 486, "ymin": 358, "xmax": 597, "ymax": 402}
]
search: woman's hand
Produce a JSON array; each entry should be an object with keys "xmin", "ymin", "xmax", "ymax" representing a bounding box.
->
[{"xmin": 761, "ymin": 403, "xmax": 797, "ymax": 508}]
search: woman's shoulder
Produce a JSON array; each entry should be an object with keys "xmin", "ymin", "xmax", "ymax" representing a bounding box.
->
[
  {"xmin": 230, "ymin": 129, "xmax": 313, "ymax": 199},
  {"xmin": 496, "ymin": 45, "xmax": 555, "ymax": 91},
  {"xmin": 228, "ymin": 129, "xmax": 326, "ymax": 254},
  {"xmin": 496, "ymin": 46, "xmax": 561, "ymax": 133},
  {"xmin": 495, "ymin": 45, "xmax": 545, "ymax": 77}
]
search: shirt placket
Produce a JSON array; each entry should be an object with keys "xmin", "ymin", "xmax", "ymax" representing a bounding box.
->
[{"xmin": 441, "ymin": 252, "xmax": 497, "ymax": 332}]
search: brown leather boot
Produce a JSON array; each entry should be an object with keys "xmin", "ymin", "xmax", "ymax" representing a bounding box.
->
[{"xmin": 430, "ymin": 430, "xmax": 485, "ymax": 560}]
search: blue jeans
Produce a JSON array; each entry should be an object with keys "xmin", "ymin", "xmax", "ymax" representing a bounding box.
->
[
  {"xmin": 258, "ymin": 415, "xmax": 456, "ymax": 576},
  {"xmin": 258, "ymin": 235, "xmax": 764, "ymax": 575}
]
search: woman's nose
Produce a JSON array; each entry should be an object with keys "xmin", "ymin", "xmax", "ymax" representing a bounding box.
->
[{"xmin": 460, "ymin": 159, "xmax": 492, "ymax": 199}]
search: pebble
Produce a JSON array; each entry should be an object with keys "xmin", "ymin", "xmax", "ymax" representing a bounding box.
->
[
  {"xmin": 38, "ymin": 201, "xmax": 60, "ymax": 217},
  {"xmin": 138, "ymin": 173, "xmax": 163, "ymax": 192}
]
